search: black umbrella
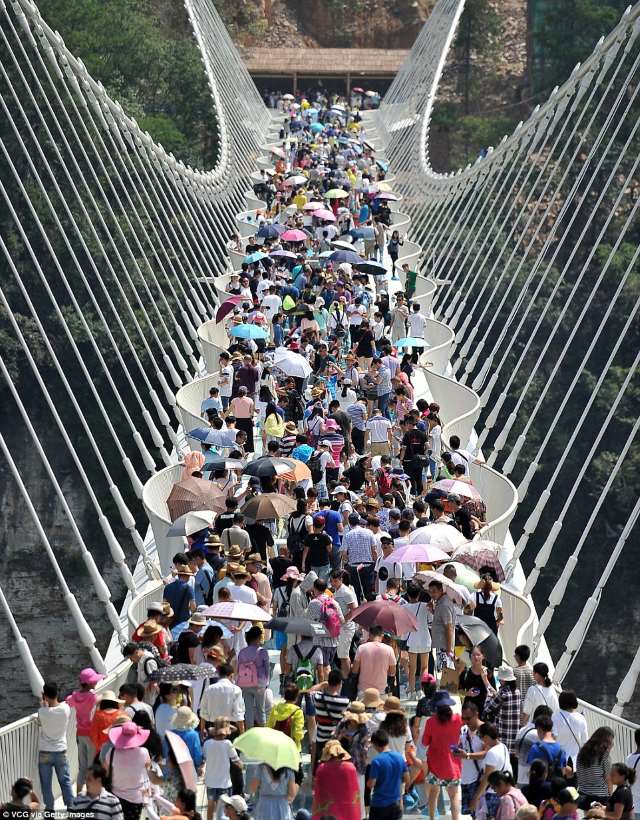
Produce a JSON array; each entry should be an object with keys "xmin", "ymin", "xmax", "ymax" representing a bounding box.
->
[
  {"xmin": 202, "ymin": 457, "xmax": 245, "ymax": 472},
  {"xmin": 266, "ymin": 618, "xmax": 329, "ymax": 638},
  {"xmin": 242, "ymin": 457, "xmax": 293, "ymax": 479},
  {"xmin": 457, "ymin": 616, "xmax": 503, "ymax": 668},
  {"xmin": 147, "ymin": 663, "xmax": 217, "ymax": 682}
]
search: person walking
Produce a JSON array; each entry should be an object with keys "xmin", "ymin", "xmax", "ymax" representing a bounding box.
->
[
  {"xmin": 367, "ymin": 728, "xmax": 410, "ymax": 820},
  {"xmin": 421, "ymin": 690, "xmax": 463, "ymax": 820},
  {"xmin": 236, "ymin": 625, "xmax": 270, "ymax": 728},
  {"xmin": 105, "ymin": 721, "xmax": 151, "ymax": 820},
  {"xmin": 312, "ymin": 740, "xmax": 361, "ymax": 820},
  {"xmin": 65, "ymin": 667, "xmax": 104, "ymax": 791},
  {"xmin": 248, "ymin": 764, "xmax": 298, "ymax": 819},
  {"xmin": 37, "ymin": 682, "xmax": 74, "ymax": 812}
]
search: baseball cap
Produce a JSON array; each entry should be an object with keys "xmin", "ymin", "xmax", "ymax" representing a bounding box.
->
[
  {"xmin": 320, "ymin": 440, "xmax": 332, "ymax": 447},
  {"xmin": 332, "ymin": 485, "xmax": 348, "ymax": 495}
]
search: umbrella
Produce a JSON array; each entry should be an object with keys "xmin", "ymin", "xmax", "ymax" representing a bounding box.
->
[
  {"xmin": 376, "ymin": 181, "xmax": 394, "ymax": 192},
  {"xmin": 352, "ymin": 86, "xmax": 364, "ymax": 93},
  {"xmin": 202, "ymin": 457, "xmax": 244, "ymax": 473},
  {"xmin": 458, "ymin": 615, "xmax": 502, "ymax": 668},
  {"xmin": 350, "ymin": 226, "xmax": 376, "ymax": 240},
  {"xmin": 284, "ymin": 175, "xmax": 307, "ymax": 188},
  {"xmin": 452, "ymin": 548, "xmax": 505, "ymax": 582},
  {"xmin": 376, "ymin": 159, "xmax": 389, "ymax": 172},
  {"xmin": 325, "ymin": 188, "xmax": 349, "ymax": 199},
  {"xmin": 387, "ymin": 542, "xmax": 450, "ymax": 564},
  {"xmin": 147, "ymin": 663, "xmax": 217, "ymax": 682},
  {"xmin": 165, "ymin": 732, "xmax": 197, "ymax": 791},
  {"xmin": 269, "ymin": 145, "xmax": 287, "ymax": 158},
  {"xmin": 166, "ymin": 509, "xmax": 215, "ymax": 537},
  {"xmin": 310, "ymin": 122, "xmax": 324, "ymax": 133},
  {"xmin": 270, "ymin": 249, "xmax": 297, "ymax": 260},
  {"xmin": 243, "ymin": 251, "xmax": 269, "ymax": 265},
  {"xmin": 167, "ymin": 477, "xmax": 229, "ymax": 521},
  {"xmin": 282, "ymin": 93, "xmax": 295, "ymax": 101},
  {"xmin": 327, "ymin": 249, "xmax": 362, "ymax": 266},
  {"xmin": 331, "ymin": 239, "xmax": 356, "ymax": 251},
  {"xmin": 279, "ymin": 458, "xmax": 312, "ymax": 483},
  {"xmin": 373, "ymin": 191, "xmax": 399, "ymax": 201},
  {"xmin": 365, "ymin": 90, "xmax": 377, "ymax": 97},
  {"xmin": 229, "ymin": 324, "xmax": 268, "ymax": 340},
  {"xmin": 433, "ymin": 479, "xmax": 483, "ymax": 501},
  {"xmin": 257, "ymin": 224, "xmax": 283, "ymax": 239},
  {"xmin": 202, "ymin": 602, "xmax": 271, "ymax": 622},
  {"xmin": 272, "ymin": 348, "xmax": 313, "ymax": 377},
  {"xmin": 303, "ymin": 201, "xmax": 325, "ymax": 210},
  {"xmin": 436, "ymin": 561, "xmax": 481, "ymax": 591},
  {"xmin": 355, "ymin": 259, "xmax": 387, "ymax": 275},
  {"xmin": 313, "ymin": 208, "xmax": 336, "ymax": 221},
  {"xmin": 280, "ymin": 229, "xmax": 308, "ymax": 242},
  {"xmin": 241, "ymin": 492, "xmax": 297, "ymax": 521},
  {"xmin": 215, "ymin": 295, "xmax": 244, "ymax": 322},
  {"xmin": 348, "ymin": 599, "xmax": 418, "ymax": 635},
  {"xmin": 414, "ymin": 570, "xmax": 469, "ymax": 607},
  {"xmin": 408, "ymin": 522, "xmax": 468, "ymax": 552},
  {"xmin": 234, "ymin": 727, "xmax": 300, "ymax": 771},
  {"xmin": 187, "ymin": 427, "xmax": 219, "ymax": 445},
  {"xmin": 243, "ymin": 456, "xmax": 296, "ymax": 479},
  {"xmin": 394, "ymin": 337, "xmax": 430, "ymax": 349},
  {"xmin": 266, "ymin": 618, "xmax": 329, "ymax": 638}
]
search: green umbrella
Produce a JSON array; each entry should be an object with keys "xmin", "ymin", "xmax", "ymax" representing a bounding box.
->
[
  {"xmin": 234, "ymin": 727, "xmax": 300, "ymax": 770},
  {"xmin": 325, "ymin": 188, "xmax": 349, "ymax": 199}
]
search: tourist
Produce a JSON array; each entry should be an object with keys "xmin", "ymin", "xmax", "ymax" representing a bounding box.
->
[
  {"xmin": 521, "ymin": 663, "xmax": 559, "ymax": 723},
  {"xmin": 329, "ymin": 569, "xmax": 358, "ymax": 676},
  {"xmin": 487, "ymin": 771, "xmax": 528, "ymax": 820},
  {"xmin": 248, "ymin": 763, "xmax": 298, "ymax": 819},
  {"xmin": 163, "ymin": 565, "xmax": 196, "ymax": 626},
  {"xmin": 312, "ymin": 740, "xmax": 361, "ymax": 820},
  {"xmin": 428, "ymin": 579, "xmax": 456, "ymax": 672},
  {"xmin": 471, "ymin": 722, "xmax": 513, "ymax": 817},
  {"xmin": 552, "ymin": 690, "xmax": 588, "ymax": 768},
  {"xmin": 305, "ymin": 578, "xmax": 344, "ymax": 678},
  {"xmin": 457, "ymin": 701, "xmax": 486, "ymax": 816},
  {"xmin": 65, "ymin": 667, "xmax": 104, "ymax": 790},
  {"xmin": 104, "ymin": 721, "xmax": 151, "ymax": 820},
  {"xmin": 352, "ymin": 624, "xmax": 397, "ymax": 698},
  {"xmin": 71, "ymin": 764, "xmax": 124, "ymax": 820},
  {"xmin": 170, "ymin": 706, "xmax": 203, "ymax": 769},
  {"xmin": 340, "ymin": 511, "xmax": 379, "ymax": 600},
  {"xmin": 37, "ymin": 682, "xmax": 74, "ymax": 812},
  {"xmin": 484, "ymin": 666, "xmax": 522, "ymax": 763},
  {"xmin": 421, "ymin": 690, "xmax": 463, "ymax": 820},
  {"xmin": 89, "ymin": 691, "xmax": 127, "ymax": 756},
  {"xmin": 623, "ymin": 728, "xmax": 640, "ymax": 820},
  {"xmin": 311, "ymin": 669, "xmax": 350, "ymax": 767},
  {"xmin": 367, "ymin": 728, "xmax": 410, "ymax": 820},
  {"xmin": 236, "ymin": 625, "xmax": 270, "ymax": 728},
  {"xmin": 200, "ymin": 663, "xmax": 246, "ymax": 734},
  {"xmin": 513, "ymin": 646, "xmax": 535, "ymax": 697},
  {"xmin": 576, "ymin": 727, "xmax": 614, "ymax": 808},
  {"xmin": 203, "ymin": 718, "xmax": 242, "ymax": 820},
  {"xmin": 122, "ymin": 642, "xmax": 159, "ymax": 705}
]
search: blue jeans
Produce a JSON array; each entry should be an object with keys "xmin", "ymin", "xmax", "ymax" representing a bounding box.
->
[
  {"xmin": 378, "ymin": 392, "xmax": 391, "ymax": 419},
  {"xmin": 312, "ymin": 564, "xmax": 331, "ymax": 583},
  {"xmin": 38, "ymin": 750, "xmax": 74, "ymax": 810}
]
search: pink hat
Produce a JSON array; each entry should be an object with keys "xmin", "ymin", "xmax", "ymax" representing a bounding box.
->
[
  {"xmin": 108, "ymin": 721, "xmax": 150, "ymax": 749},
  {"xmin": 421, "ymin": 670, "xmax": 437, "ymax": 684},
  {"xmin": 323, "ymin": 419, "xmax": 339, "ymax": 430},
  {"xmin": 281, "ymin": 566, "xmax": 305, "ymax": 582},
  {"xmin": 79, "ymin": 668, "xmax": 105, "ymax": 687}
]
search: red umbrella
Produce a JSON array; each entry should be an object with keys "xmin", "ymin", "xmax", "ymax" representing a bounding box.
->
[
  {"xmin": 215, "ymin": 295, "xmax": 244, "ymax": 322},
  {"xmin": 348, "ymin": 600, "xmax": 418, "ymax": 635}
]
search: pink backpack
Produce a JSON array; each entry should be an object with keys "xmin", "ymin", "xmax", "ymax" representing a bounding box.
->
[
  {"xmin": 320, "ymin": 596, "xmax": 342, "ymax": 639},
  {"xmin": 237, "ymin": 658, "xmax": 259, "ymax": 688}
]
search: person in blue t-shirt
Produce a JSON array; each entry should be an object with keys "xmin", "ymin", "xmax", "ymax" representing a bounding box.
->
[
  {"xmin": 163, "ymin": 566, "xmax": 196, "ymax": 631},
  {"xmin": 367, "ymin": 728, "xmax": 410, "ymax": 819},
  {"xmin": 315, "ymin": 501, "xmax": 344, "ymax": 568},
  {"xmin": 527, "ymin": 715, "xmax": 570, "ymax": 774}
]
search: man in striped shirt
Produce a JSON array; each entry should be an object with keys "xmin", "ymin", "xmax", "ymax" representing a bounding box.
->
[
  {"xmin": 71, "ymin": 764, "xmax": 124, "ymax": 820},
  {"xmin": 311, "ymin": 669, "xmax": 350, "ymax": 771},
  {"xmin": 346, "ymin": 397, "xmax": 368, "ymax": 454}
]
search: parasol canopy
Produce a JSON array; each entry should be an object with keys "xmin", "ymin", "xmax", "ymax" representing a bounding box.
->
[
  {"xmin": 229, "ymin": 324, "xmax": 268, "ymax": 340},
  {"xmin": 202, "ymin": 602, "xmax": 271, "ymax": 622},
  {"xmin": 280, "ymin": 229, "xmax": 308, "ymax": 242},
  {"xmin": 215, "ymin": 295, "xmax": 244, "ymax": 322},
  {"xmin": 325, "ymin": 188, "xmax": 349, "ymax": 199},
  {"xmin": 242, "ymin": 456, "xmax": 297, "ymax": 479},
  {"xmin": 272, "ymin": 348, "xmax": 313, "ymax": 377},
  {"xmin": 165, "ymin": 731, "xmax": 197, "ymax": 791},
  {"xmin": 147, "ymin": 663, "xmax": 217, "ymax": 683},
  {"xmin": 394, "ymin": 337, "xmax": 430, "ymax": 349},
  {"xmin": 313, "ymin": 208, "xmax": 336, "ymax": 221},
  {"xmin": 348, "ymin": 599, "xmax": 418, "ymax": 635},
  {"xmin": 241, "ymin": 492, "xmax": 297, "ymax": 521},
  {"xmin": 452, "ymin": 546, "xmax": 505, "ymax": 582},
  {"xmin": 234, "ymin": 727, "xmax": 300, "ymax": 771},
  {"xmin": 408, "ymin": 522, "xmax": 468, "ymax": 553},
  {"xmin": 387, "ymin": 542, "xmax": 450, "ymax": 565},
  {"xmin": 166, "ymin": 510, "xmax": 215, "ymax": 537},
  {"xmin": 414, "ymin": 570, "xmax": 469, "ymax": 607},
  {"xmin": 266, "ymin": 618, "xmax": 328, "ymax": 638},
  {"xmin": 167, "ymin": 477, "xmax": 229, "ymax": 521}
]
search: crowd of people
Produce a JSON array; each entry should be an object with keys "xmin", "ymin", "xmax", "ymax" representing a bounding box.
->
[{"xmin": 4, "ymin": 92, "xmax": 638, "ymax": 820}]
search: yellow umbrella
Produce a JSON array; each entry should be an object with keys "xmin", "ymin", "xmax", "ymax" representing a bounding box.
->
[
  {"xmin": 326, "ymin": 188, "xmax": 349, "ymax": 199},
  {"xmin": 234, "ymin": 727, "xmax": 300, "ymax": 771}
]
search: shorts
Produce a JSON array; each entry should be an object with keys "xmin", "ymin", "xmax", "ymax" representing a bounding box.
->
[
  {"xmin": 370, "ymin": 441, "xmax": 390, "ymax": 457},
  {"xmin": 461, "ymin": 779, "xmax": 480, "ymax": 814},
  {"xmin": 207, "ymin": 787, "xmax": 230, "ymax": 801},
  {"xmin": 337, "ymin": 623, "xmax": 356, "ymax": 659},
  {"xmin": 426, "ymin": 773, "xmax": 461, "ymax": 787},
  {"xmin": 302, "ymin": 691, "xmax": 316, "ymax": 717},
  {"xmin": 369, "ymin": 802, "xmax": 403, "ymax": 820},
  {"xmin": 321, "ymin": 646, "xmax": 337, "ymax": 667}
]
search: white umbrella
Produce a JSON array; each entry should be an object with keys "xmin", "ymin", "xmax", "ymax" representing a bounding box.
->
[
  {"xmin": 414, "ymin": 570, "xmax": 468, "ymax": 607},
  {"xmin": 272, "ymin": 347, "xmax": 313, "ymax": 378},
  {"xmin": 331, "ymin": 239, "xmax": 355, "ymax": 251},
  {"xmin": 282, "ymin": 93, "xmax": 295, "ymax": 101},
  {"xmin": 166, "ymin": 509, "xmax": 216, "ymax": 537},
  {"xmin": 408, "ymin": 522, "xmax": 468, "ymax": 553},
  {"xmin": 202, "ymin": 602, "xmax": 272, "ymax": 622}
]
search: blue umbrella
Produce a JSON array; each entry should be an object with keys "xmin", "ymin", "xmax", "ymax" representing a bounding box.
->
[
  {"xmin": 229, "ymin": 324, "xmax": 269, "ymax": 340},
  {"xmin": 394, "ymin": 337, "xmax": 431, "ymax": 349},
  {"xmin": 257, "ymin": 225, "xmax": 282, "ymax": 239},
  {"xmin": 376, "ymin": 159, "xmax": 389, "ymax": 172},
  {"xmin": 243, "ymin": 251, "xmax": 269, "ymax": 264},
  {"xmin": 350, "ymin": 227, "xmax": 376, "ymax": 240},
  {"xmin": 187, "ymin": 427, "xmax": 214, "ymax": 442},
  {"xmin": 310, "ymin": 122, "xmax": 324, "ymax": 133},
  {"xmin": 327, "ymin": 250, "xmax": 363, "ymax": 266}
]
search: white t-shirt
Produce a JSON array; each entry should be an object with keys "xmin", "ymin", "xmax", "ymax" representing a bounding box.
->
[
  {"xmin": 203, "ymin": 738, "xmax": 239, "ymax": 788},
  {"xmin": 38, "ymin": 702, "xmax": 71, "ymax": 752},
  {"xmin": 460, "ymin": 725, "xmax": 485, "ymax": 784},
  {"xmin": 375, "ymin": 555, "xmax": 404, "ymax": 594},
  {"xmin": 218, "ymin": 364, "xmax": 234, "ymax": 398},
  {"xmin": 408, "ymin": 312, "xmax": 427, "ymax": 337},
  {"xmin": 318, "ymin": 450, "xmax": 334, "ymax": 480},
  {"xmin": 552, "ymin": 710, "xmax": 588, "ymax": 764},
  {"xmin": 522, "ymin": 683, "xmax": 559, "ymax": 718},
  {"xmin": 111, "ymin": 747, "xmax": 150, "ymax": 803},
  {"xmin": 261, "ymin": 293, "xmax": 282, "ymax": 320},
  {"xmin": 230, "ymin": 584, "xmax": 258, "ymax": 605},
  {"xmin": 484, "ymin": 742, "xmax": 512, "ymax": 777},
  {"xmin": 366, "ymin": 416, "xmax": 392, "ymax": 443},
  {"xmin": 429, "ymin": 425, "xmax": 442, "ymax": 460},
  {"xmin": 450, "ymin": 449, "xmax": 472, "ymax": 468},
  {"xmin": 332, "ymin": 583, "xmax": 358, "ymax": 618},
  {"xmin": 401, "ymin": 600, "xmax": 431, "ymax": 653}
]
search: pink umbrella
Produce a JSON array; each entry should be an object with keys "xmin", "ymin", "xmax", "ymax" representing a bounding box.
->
[
  {"xmin": 387, "ymin": 542, "xmax": 450, "ymax": 564},
  {"xmin": 352, "ymin": 86, "xmax": 365, "ymax": 93},
  {"xmin": 283, "ymin": 175, "xmax": 307, "ymax": 187},
  {"xmin": 303, "ymin": 201, "xmax": 325, "ymax": 210},
  {"xmin": 374, "ymin": 191, "xmax": 399, "ymax": 201},
  {"xmin": 452, "ymin": 544, "xmax": 505, "ymax": 582},
  {"xmin": 281, "ymin": 229, "xmax": 308, "ymax": 242},
  {"xmin": 414, "ymin": 571, "xmax": 468, "ymax": 607},
  {"xmin": 215, "ymin": 295, "xmax": 244, "ymax": 322},
  {"xmin": 203, "ymin": 601, "xmax": 272, "ymax": 621},
  {"xmin": 313, "ymin": 208, "xmax": 336, "ymax": 221},
  {"xmin": 432, "ymin": 479, "xmax": 482, "ymax": 501},
  {"xmin": 269, "ymin": 146, "xmax": 286, "ymax": 159},
  {"xmin": 165, "ymin": 731, "xmax": 197, "ymax": 791}
]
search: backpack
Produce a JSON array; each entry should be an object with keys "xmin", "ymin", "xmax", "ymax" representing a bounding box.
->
[
  {"xmin": 276, "ymin": 587, "xmax": 291, "ymax": 619},
  {"xmin": 237, "ymin": 657, "xmax": 259, "ymax": 688},
  {"xmin": 287, "ymin": 515, "xmax": 307, "ymax": 553},
  {"xmin": 293, "ymin": 645, "xmax": 317, "ymax": 691},
  {"xmin": 198, "ymin": 567, "xmax": 215, "ymax": 607},
  {"xmin": 376, "ymin": 467, "xmax": 392, "ymax": 496},
  {"xmin": 307, "ymin": 451, "xmax": 324, "ymax": 484},
  {"xmin": 538, "ymin": 744, "xmax": 565, "ymax": 779},
  {"xmin": 319, "ymin": 596, "xmax": 342, "ymax": 639},
  {"xmin": 273, "ymin": 705, "xmax": 302, "ymax": 738}
]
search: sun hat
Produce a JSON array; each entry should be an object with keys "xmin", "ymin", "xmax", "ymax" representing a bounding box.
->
[
  {"xmin": 79, "ymin": 668, "xmax": 104, "ymax": 687},
  {"xmin": 281, "ymin": 566, "xmax": 305, "ymax": 582},
  {"xmin": 98, "ymin": 690, "xmax": 125, "ymax": 706},
  {"xmin": 147, "ymin": 601, "xmax": 165, "ymax": 615},
  {"xmin": 284, "ymin": 421, "xmax": 298, "ymax": 433},
  {"xmin": 189, "ymin": 612, "xmax": 208, "ymax": 627},
  {"xmin": 175, "ymin": 564, "xmax": 194, "ymax": 576},
  {"xmin": 220, "ymin": 795, "xmax": 248, "ymax": 813},
  {"xmin": 137, "ymin": 620, "xmax": 162, "ymax": 638},
  {"xmin": 342, "ymin": 701, "xmax": 369, "ymax": 725},
  {"xmin": 421, "ymin": 671, "xmax": 437, "ymax": 684},
  {"xmin": 210, "ymin": 717, "xmax": 232, "ymax": 736},
  {"xmin": 365, "ymin": 498, "xmax": 380, "ymax": 508},
  {"xmin": 383, "ymin": 695, "xmax": 404, "ymax": 714},
  {"xmin": 108, "ymin": 721, "xmax": 150, "ymax": 749},
  {"xmin": 206, "ymin": 533, "xmax": 222, "ymax": 545},
  {"xmin": 102, "ymin": 714, "xmax": 129, "ymax": 734},
  {"xmin": 162, "ymin": 601, "xmax": 174, "ymax": 619},
  {"xmin": 361, "ymin": 688, "xmax": 384, "ymax": 709},
  {"xmin": 431, "ymin": 689, "xmax": 456, "ymax": 708},
  {"xmin": 497, "ymin": 665, "xmax": 516, "ymax": 682},
  {"xmin": 232, "ymin": 565, "xmax": 250, "ymax": 578},
  {"xmin": 172, "ymin": 706, "xmax": 199, "ymax": 731},
  {"xmin": 320, "ymin": 739, "xmax": 351, "ymax": 761},
  {"xmin": 319, "ymin": 439, "xmax": 332, "ymax": 447},
  {"xmin": 245, "ymin": 553, "xmax": 263, "ymax": 565},
  {"xmin": 227, "ymin": 546, "xmax": 244, "ymax": 560}
]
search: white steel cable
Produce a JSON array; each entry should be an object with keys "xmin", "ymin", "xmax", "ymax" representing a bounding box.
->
[{"xmin": 0, "ymin": 582, "xmax": 44, "ymax": 698}]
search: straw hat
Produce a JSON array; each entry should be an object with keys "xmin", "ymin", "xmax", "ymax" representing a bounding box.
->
[
  {"xmin": 342, "ymin": 701, "xmax": 369, "ymax": 725},
  {"xmin": 383, "ymin": 695, "xmax": 404, "ymax": 714},
  {"xmin": 102, "ymin": 714, "xmax": 129, "ymax": 734},
  {"xmin": 162, "ymin": 601, "xmax": 174, "ymax": 619},
  {"xmin": 284, "ymin": 421, "xmax": 298, "ymax": 434},
  {"xmin": 206, "ymin": 533, "xmax": 222, "ymax": 546},
  {"xmin": 172, "ymin": 706, "xmax": 199, "ymax": 731},
  {"xmin": 320, "ymin": 740, "xmax": 351, "ymax": 762},
  {"xmin": 227, "ymin": 546, "xmax": 244, "ymax": 560},
  {"xmin": 137, "ymin": 620, "xmax": 162, "ymax": 638},
  {"xmin": 361, "ymin": 688, "xmax": 384, "ymax": 710},
  {"xmin": 108, "ymin": 721, "xmax": 150, "ymax": 749},
  {"xmin": 98, "ymin": 690, "xmax": 125, "ymax": 707},
  {"xmin": 189, "ymin": 612, "xmax": 208, "ymax": 627},
  {"xmin": 210, "ymin": 717, "xmax": 232, "ymax": 736},
  {"xmin": 232, "ymin": 565, "xmax": 250, "ymax": 578},
  {"xmin": 175, "ymin": 564, "xmax": 194, "ymax": 576}
]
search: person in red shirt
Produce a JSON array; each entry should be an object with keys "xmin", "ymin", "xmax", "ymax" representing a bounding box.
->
[{"xmin": 422, "ymin": 690, "xmax": 463, "ymax": 820}]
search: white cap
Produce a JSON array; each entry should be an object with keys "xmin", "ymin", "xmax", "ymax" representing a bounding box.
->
[
  {"xmin": 332, "ymin": 485, "xmax": 348, "ymax": 494},
  {"xmin": 320, "ymin": 440, "xmax": 332, "ymax": 447}
]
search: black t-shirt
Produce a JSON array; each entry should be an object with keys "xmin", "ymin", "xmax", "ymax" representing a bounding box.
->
[
  {"xmin": 356, "ymin": 329, "xmax": 375, "ymax": 357},
  {"xmin": 304, "ymin": 532, "xmax": 332, "ymax": 567},
  {"xmin": 175, "ymin": 629, "xmax": 200, "ymax": 664},
  {"xmin": 608, "ymin": 785, "xmax": 634, "ymax": 820},
  {"xmin": 246, "ymin": 523, "xmax": 275, "ymax": 560},
  {"xmin": 522, "ymin": 781, "xmax": 552, "ymax": 808},
  {"xmin": 402, "ymin": 428, "xmax": 427, "ymax": 460},
  {"xmin": 215, "ymin": 512, "xmax": 235, "ymax": 535},
  {"xmin": 271, "ymin": 556, "xmax": 294, "ymax": 588},
  {"xmin": 343, "ymin": 464, "xmax": 366, "ymax": 492}
]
